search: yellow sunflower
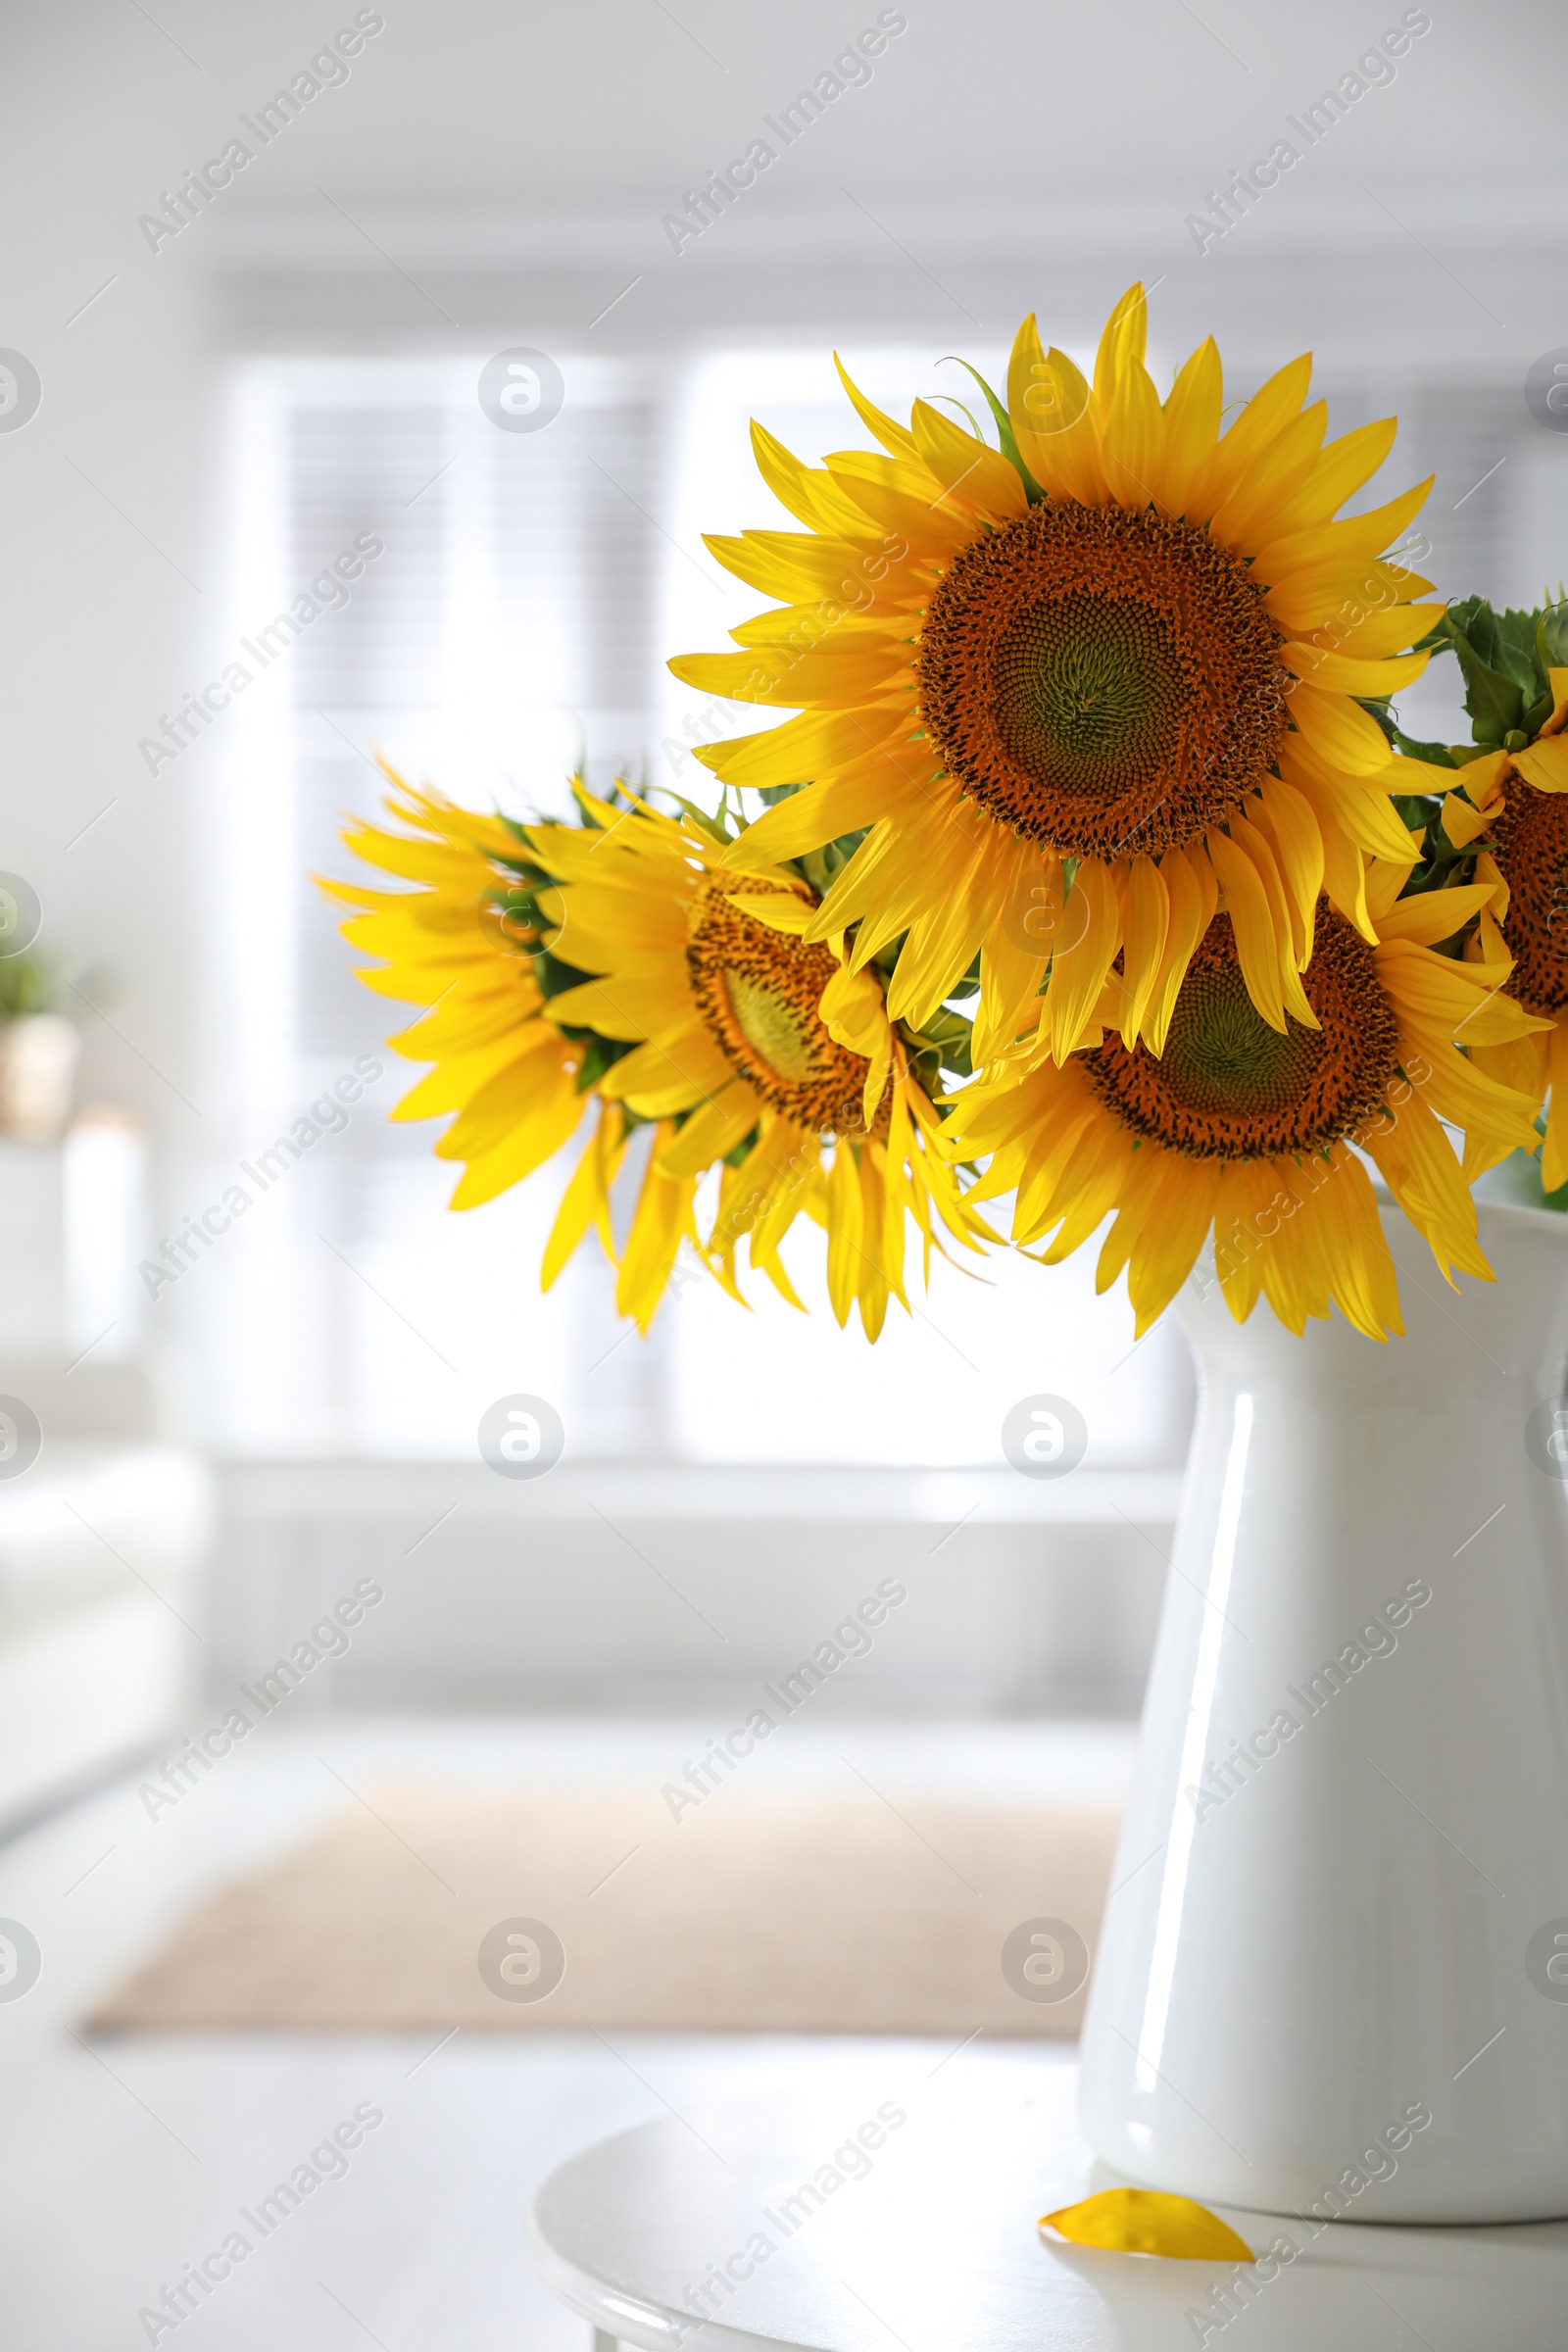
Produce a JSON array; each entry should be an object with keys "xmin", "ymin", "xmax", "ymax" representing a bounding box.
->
[
  {"xmin": 522, "ymin": 788, "xmax": 996, "ymax": 1336},
  {"xmin": 1439, "ymin": 663, "xmax": 1568, "ymax": 1184},
  {"xmin": 669, "ymin": 284, "xmax": 1443, "ymax": 1068},
  {"xmin": 323, "ymin": 763, "xmax": 993, "ymax": 1341},
  {"xmin": 320, "ymin": 767, "xmax": 596, "ymax": 1210},
  {"xmin": 943, "ymin": 866, "xmax": 1549, "ymax": 1342}
]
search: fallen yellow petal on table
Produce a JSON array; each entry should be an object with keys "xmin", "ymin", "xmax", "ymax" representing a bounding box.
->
[{"xmin": 1039, "ymin": 2188, "xmax": 1254, "ymax": 2261}]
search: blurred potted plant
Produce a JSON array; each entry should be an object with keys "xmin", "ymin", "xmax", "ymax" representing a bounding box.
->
[{"xmin": 0, "ymin": 951, "xmax": 79, "ymax": 1144}]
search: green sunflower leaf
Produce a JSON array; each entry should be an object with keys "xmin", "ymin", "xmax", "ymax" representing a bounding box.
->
[
  {"xmin": 1444, "ymin": 607, "xmax": 1525, "ymax": 744},
  {"xmin": 1391, "ymin": 726, "xmax": 1457, "ymax": 766}
]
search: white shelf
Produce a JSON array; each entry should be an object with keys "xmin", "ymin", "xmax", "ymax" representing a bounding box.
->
[{"xmin": 212, "ymin": 1460, "xmax": 1180, "ymax": 1715}]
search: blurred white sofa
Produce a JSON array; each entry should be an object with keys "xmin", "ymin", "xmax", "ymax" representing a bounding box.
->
[{"xmin": 0, "ymin": 1364, "xmax": 213, "ymax": 1833}]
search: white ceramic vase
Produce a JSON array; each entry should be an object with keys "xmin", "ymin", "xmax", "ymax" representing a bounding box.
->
[{"xmin": 1079, "ymin": 1199, "xmax": 1568, "ymax": 2224}]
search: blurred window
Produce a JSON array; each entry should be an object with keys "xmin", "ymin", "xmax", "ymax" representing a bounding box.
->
[{"xmin": 202, "ymin": 353, "xmax": 1194, "ymax": 1466}]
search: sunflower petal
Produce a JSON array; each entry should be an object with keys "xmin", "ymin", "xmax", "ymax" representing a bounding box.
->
[
  {"xmin": 1512, "ymin": 736, "xmax": 1568, "ymax": 794},
  {"xmin": 1039, "ymin": 858, "xmax": 1123, "ymax": 1060},
  {"xmin": 1007, "ymin": 314, "xmax": 1102, "ymax": 504},
  {"xmin": 1160, "ymin": 338, "xmax": 1223, "ymax": 519},
  {"xmin": 1205, "ymin": 827, "xmax": 1286, "ymax": 1030},
  {"xmin": 1040, "ymin": 2189, "xmax": 1252, "ymax": 2264}
]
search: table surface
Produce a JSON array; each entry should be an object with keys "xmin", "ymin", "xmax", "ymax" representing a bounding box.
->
[{"xmin": 528, "ymin": 2055, "xmax": 1568, "ymax": 2350}]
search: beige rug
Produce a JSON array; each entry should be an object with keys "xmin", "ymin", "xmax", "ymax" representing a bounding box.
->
[{"xmin": 90, "ymin": 1783, "xmax": 1119, "ymax": 2035}]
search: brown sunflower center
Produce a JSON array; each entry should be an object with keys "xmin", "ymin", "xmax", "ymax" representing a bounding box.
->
[
  {"xmin": 1082, "ymin": 906, "xmax": 1400, "ymax": 1158},
  {"xmin": 918, "ymin": 502, "xmax": 1290, "ymax": 860},
  {"xmin": 685, "ymin": 878, "xmax": 882, "ymax": 1133},
  {"xmin": 1493, "ymin": 774, "xmax": 1568, "ymax": 1014}
]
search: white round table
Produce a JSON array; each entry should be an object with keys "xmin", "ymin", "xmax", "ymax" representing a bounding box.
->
[{"xmin": 528, "ymin": 2058, "xmax": 1568, "ymax": 2349}]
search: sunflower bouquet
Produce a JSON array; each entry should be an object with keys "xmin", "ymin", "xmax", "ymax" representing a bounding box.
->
[{"xmin": 330, "ymin": 283, "xmax": 1566, "ymax": 1348}]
